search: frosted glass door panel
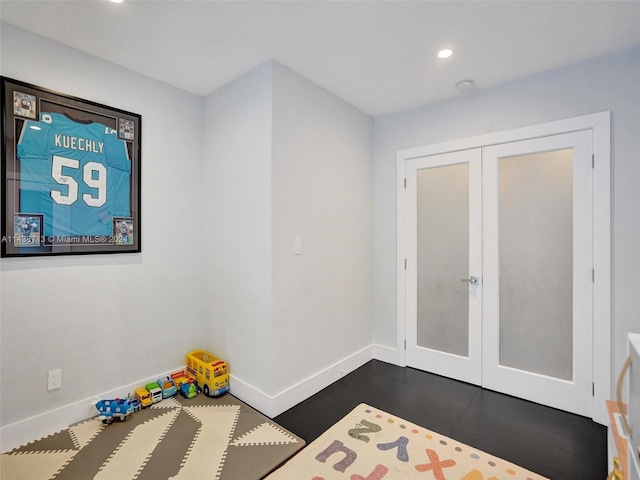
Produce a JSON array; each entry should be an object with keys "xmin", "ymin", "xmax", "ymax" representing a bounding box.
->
[
  {"xmin": 417, "ymin": 164, "xmax": 469, "ymax": 356},
  {"xmin": 405, "ymin": 148, "xmax": 482, "ymax": 386},
  {"xmin": 499, "ymin": 149, "xmax": 573, "ymax": 380},
  {"xmin": 483, "ymin": 131, "xmax": 593, "ymax": 418}
]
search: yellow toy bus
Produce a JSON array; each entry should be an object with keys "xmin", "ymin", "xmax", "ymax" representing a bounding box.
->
[
  {"xmin": 186, "ymin": 349, "xmax": 229, "ymax": 397},
  {"xmin": 135, "ymin": 387, "xmax": 153, "ymax": 408}
]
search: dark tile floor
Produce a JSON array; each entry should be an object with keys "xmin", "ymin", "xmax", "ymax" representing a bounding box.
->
[{"xmin": 273, "ymin": 360, "xmax": 608, "ymax": 480}]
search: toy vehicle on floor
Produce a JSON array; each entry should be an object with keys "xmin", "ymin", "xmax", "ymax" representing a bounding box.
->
[
  {"xmin": 94, "ymin": 398, "xmax": 135, "ymax": 424},
  {"xmin": 146, "ymin": 382, "xmax": 163, "ymax": 404},
  {"xmin": 186, "ymin": 349, "xmax": 229, "ymax": 397},
  {"xmin": 175, "ymin": 376, "xmax": 199, "ymax": 399},
  {"xmin": 135, "ymin": 387, "xmax": 153, "ymax": 408},
  {"xmin": 156, "ymin": 376, "xmax": 178, "ymax": 398},
  {"xmin": 126, "ymin": 394, "xmax": 142, "ymax": 412}
]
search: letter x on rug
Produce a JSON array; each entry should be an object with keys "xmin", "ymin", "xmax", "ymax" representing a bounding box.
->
[
  {"xmin": 265, "ymin": 403, "xmax": 548, "ymax": 480},
  {"xmin": 1, "ymin": 394, "xmax": 304, "ymax": 480}
]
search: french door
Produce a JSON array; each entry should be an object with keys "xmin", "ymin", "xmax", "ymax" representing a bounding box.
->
[
  {"xmin": 405, "ymin": 149, "xmax": 483, "ymax": 386},
  {"xmin": 403, "ymin": 130, "xmax": 594, "ymax": 417}
]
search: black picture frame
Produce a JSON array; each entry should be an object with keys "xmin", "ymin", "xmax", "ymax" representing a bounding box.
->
[{"xmin": 1, "ymin": 77, "xmax": 141, "ymax": 257}]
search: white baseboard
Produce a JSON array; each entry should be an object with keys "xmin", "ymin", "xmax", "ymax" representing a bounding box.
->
[
  {"xmin": 1, "ymin": 344, "xmax": 399, "ymax": 453},
  {"xmin": 372, "ymin": 344, "xmax": 402, "ymax": 366},
  {"xmin": 231, "ymin": 345, "xmax": 375, "ymax": 418},
  {"xmin": 0, "ymin": 367, "xmax": 184, "ymax": 453},
  {"xmin": 1, "ymin": 396, "xmax": 96, "ymax": 454}
]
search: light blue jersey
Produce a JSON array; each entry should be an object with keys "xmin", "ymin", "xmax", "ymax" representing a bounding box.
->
[{"xmin": 17, "ymin": 112, "xmax": 131, "ymax": 238}]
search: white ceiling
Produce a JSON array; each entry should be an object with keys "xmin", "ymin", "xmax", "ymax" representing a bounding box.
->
[{"xmin": 2, "ymin": 0, "xmax": 640, "ymax": 117}]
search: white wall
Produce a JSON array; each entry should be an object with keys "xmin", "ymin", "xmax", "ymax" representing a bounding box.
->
[
  {"xmin": 271, "ymin": 62, "xmax": 373, "ymax": 393},
  {"xmin": 372, "ymin": 45, "xmax": 640, "ymax": 391},
  {"xmin": 0, "ymin": 23, "xmax": 204, "ymax": 449},
  {"xmin": 202, "ymin": 60, "xmax": 373, "ymax": 415},
  {"xmin": 201, "ymin": 61, "xmax": 274, "ymax": 395}
]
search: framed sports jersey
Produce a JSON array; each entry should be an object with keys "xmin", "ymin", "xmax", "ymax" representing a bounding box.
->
[{"xmin": 1, "ymin": 77, "xmax": 141, "ymax": 257}]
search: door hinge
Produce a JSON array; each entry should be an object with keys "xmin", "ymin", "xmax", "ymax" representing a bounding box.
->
[
  {"xmin": 592, "ymin": 154, "xmax": 595, "ymax": 169},
  {"xmin": 404, "ymin": 259, "xmax": 407, "ymax": 270},
  {"xmin": 593, "ymin": 382, "xmax": 595, "ymax": 396},
  {"xmin": 592, "ymin": 268, "xmax": 595, "ymax": 282},
  {"xmin": 404, "ymin": 178, "xmax": 407, "ymax": 189},
  {"xmin": 404, "ymin": 339, "xmax": 407, "ymax": 350}
]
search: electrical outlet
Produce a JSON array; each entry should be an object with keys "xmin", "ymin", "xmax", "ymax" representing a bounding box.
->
[{"xmin": 48, "ymin": 369, "xmax": 61, "ymax": 391}]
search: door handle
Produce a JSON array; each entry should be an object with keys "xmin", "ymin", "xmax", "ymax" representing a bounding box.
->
[{"xmin": 460, "ymin": 276, "xmax": 479, "ymax": 286}]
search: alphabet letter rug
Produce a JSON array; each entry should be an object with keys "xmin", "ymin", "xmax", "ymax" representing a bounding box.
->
[{"xmin": 265, "ymin": 403, "xmax": 547, "ymax": 480}]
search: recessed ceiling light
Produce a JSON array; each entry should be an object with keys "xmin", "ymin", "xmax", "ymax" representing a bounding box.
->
[
  {"xmin": 110, "ymin": 0, "xmax": 124, "ymax": 3},
  {"xmin": 438, "ymin": 49, "xmax": 453, "ymax": 59}
]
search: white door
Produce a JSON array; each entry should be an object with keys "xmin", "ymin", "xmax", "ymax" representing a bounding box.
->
[
  {"xmin": 405, "ymin": 149, "xmax": 483, "ymax": 385},
  {"xmin": 404, "ymin": 130, "xmax": 594, "ymax": 417},
  {"xmin": 482, "ymin": 130, "xmax": 593, "ymax": 417}
]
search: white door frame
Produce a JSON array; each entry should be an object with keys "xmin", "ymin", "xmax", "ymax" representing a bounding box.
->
[{"xmin": 396, "ymin": 111, "xmax": 610, "ymax": 424}]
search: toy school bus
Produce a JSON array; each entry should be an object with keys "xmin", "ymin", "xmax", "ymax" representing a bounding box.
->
[
  {"xmin": 186, "ymin": 349, "xmax": 229, "ymax": 397},
  {"xmin": 135, "ymin": 387, "xmax": 153, "ymax": 408}
]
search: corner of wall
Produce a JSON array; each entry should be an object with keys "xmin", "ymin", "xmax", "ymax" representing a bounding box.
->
[{"xmin": 231, "ymin": 345, "xmax": 375, "ymax": 418}]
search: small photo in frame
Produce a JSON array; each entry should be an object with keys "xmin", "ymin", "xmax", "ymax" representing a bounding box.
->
[
  {"xmin": 13, "ymin": 91, "xmax": 36, "ymax": 119},
  {"xmin": 113, "ymin": 217, "xmax": 134, "ymax": 245},
  {"xmin": 13, "ymin": 214, "xmax": 43, "ymax": 247},
  {"xmin": 119, "ymin": 118, "xmax": 135, "ymax": 140}
]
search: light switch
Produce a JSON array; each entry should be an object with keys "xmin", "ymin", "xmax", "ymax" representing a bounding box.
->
[{"xmin": 294, "ymin": 237, "xmax": 303, "ymax": 255}]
